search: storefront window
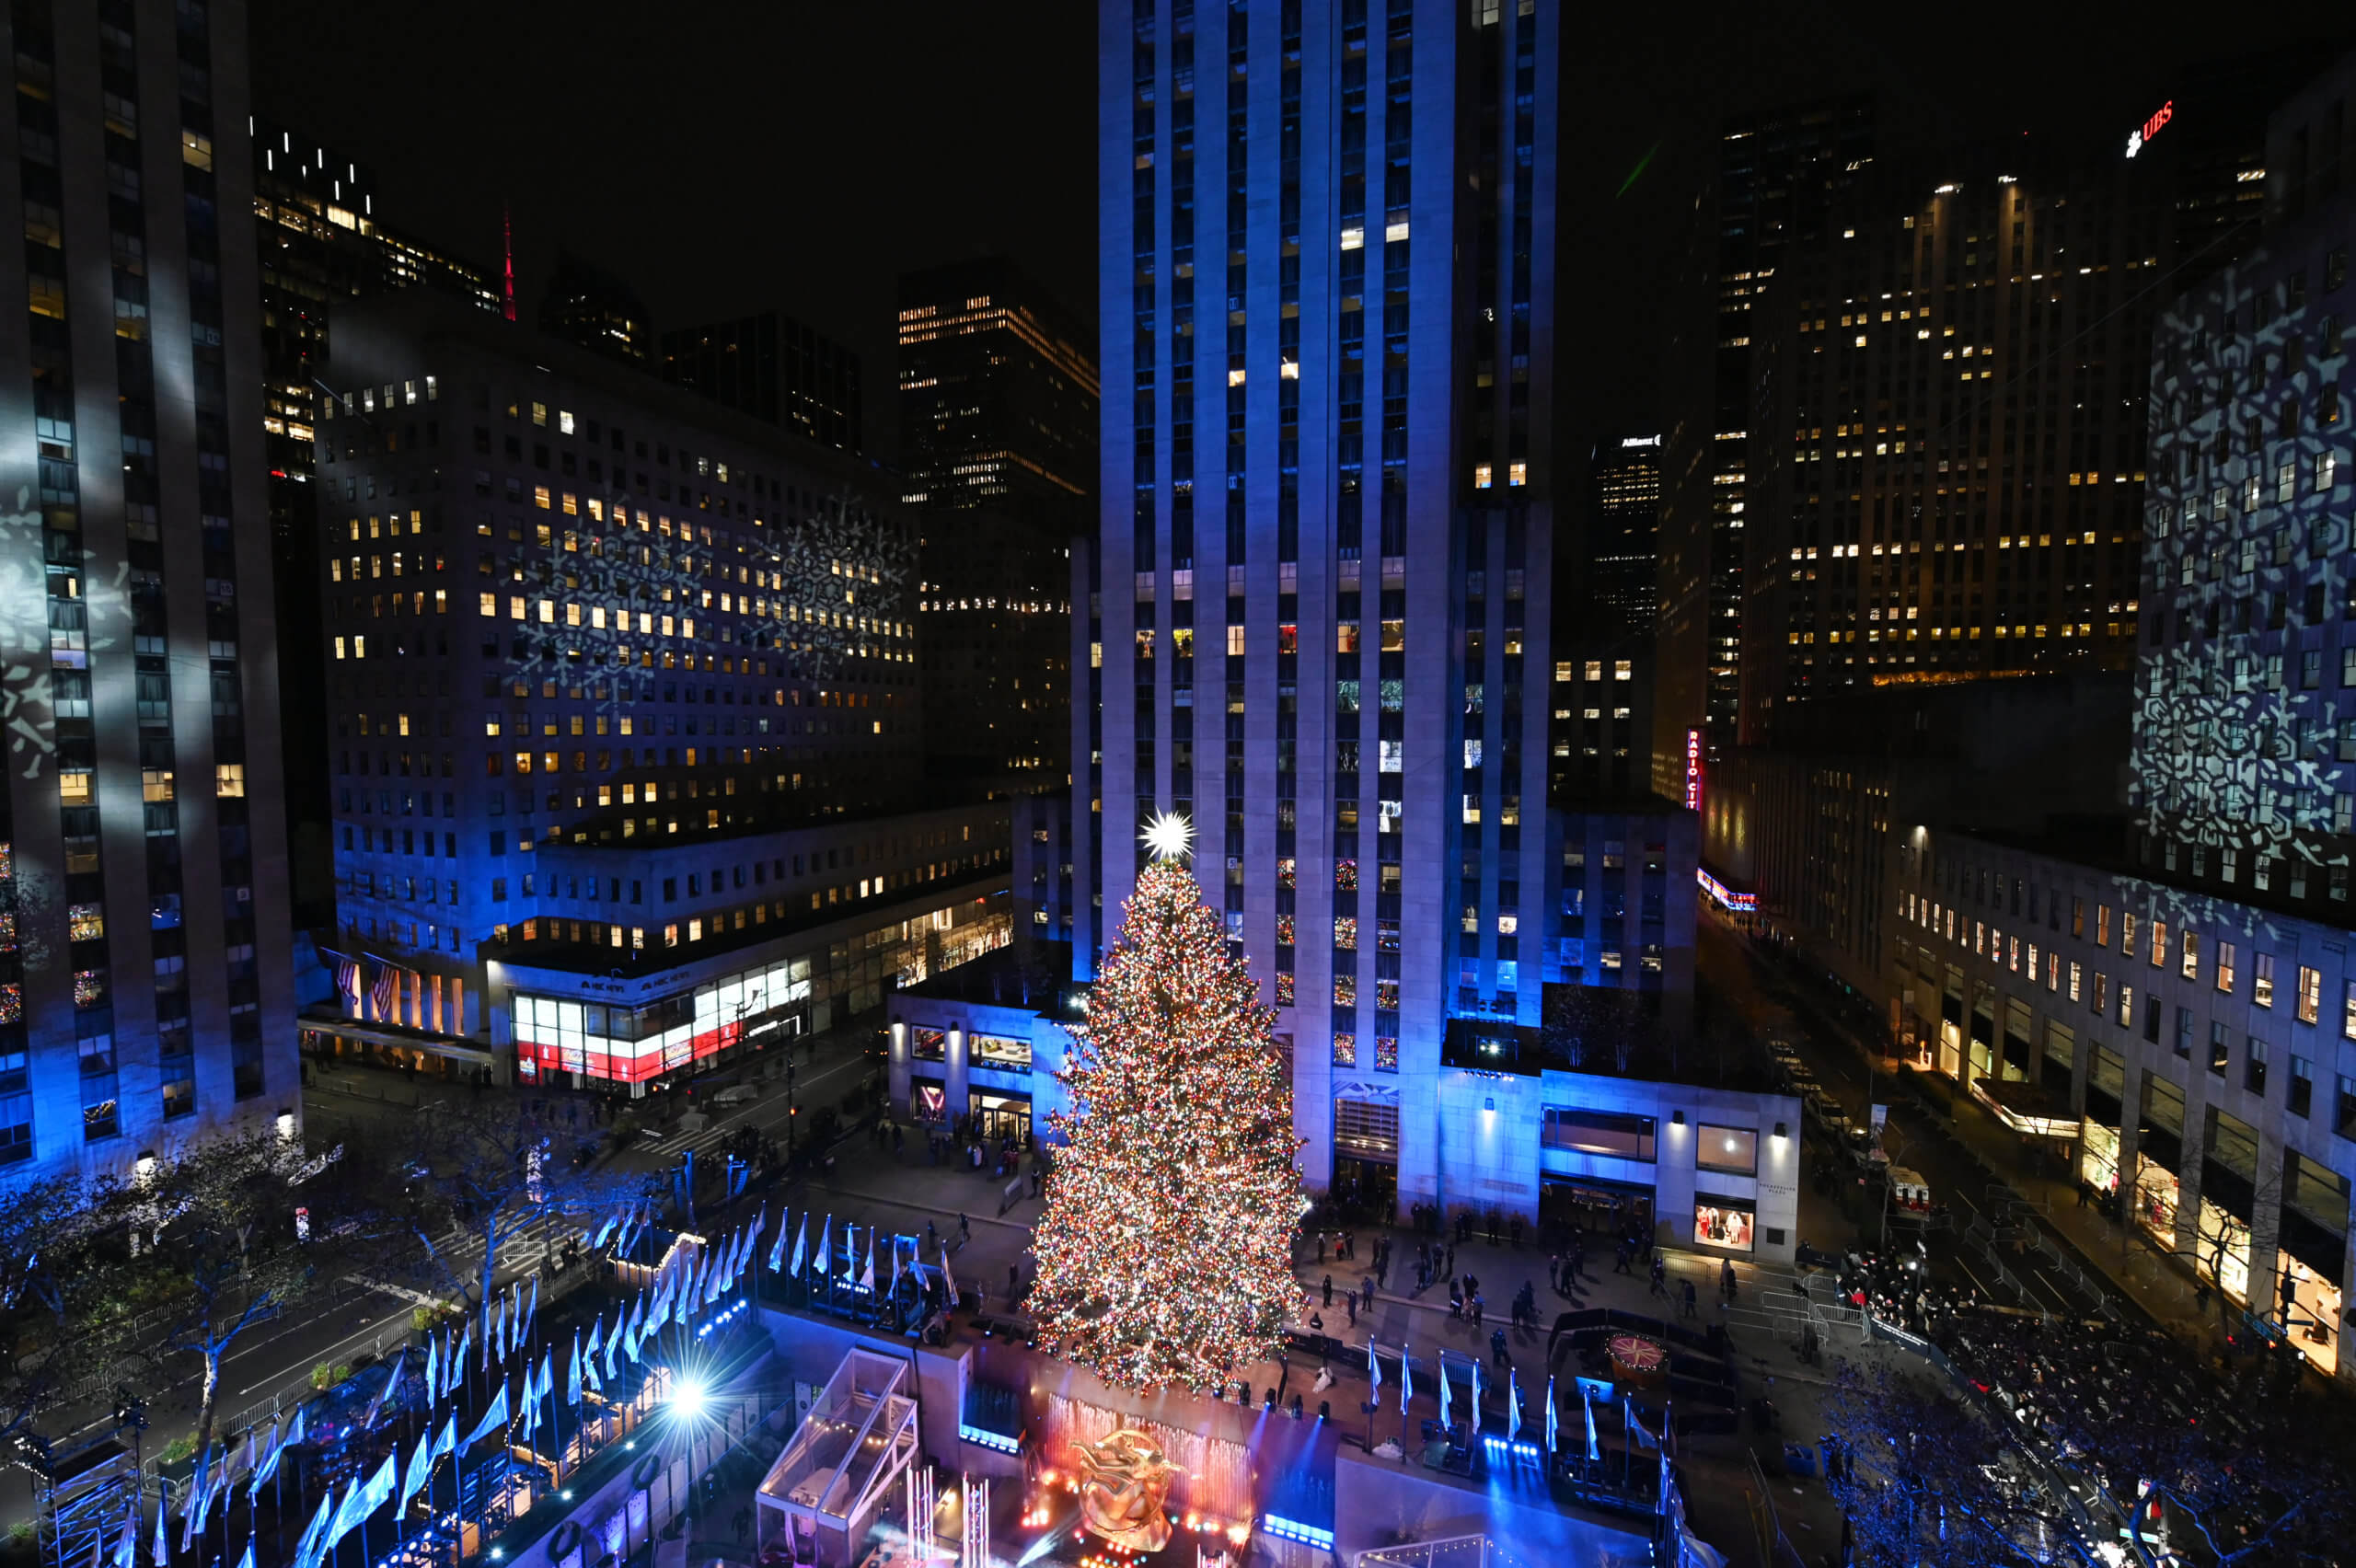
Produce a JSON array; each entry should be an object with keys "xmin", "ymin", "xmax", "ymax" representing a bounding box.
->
[
  {"xmin": 2081, "ymin": 1119, "xmax": 2119, "ymax": 1194},
  {"xmin": 1696, "ymin": 1124, "xmax": 1758, "ymax": 1176},
  {"xmin": 2193, "ymin": 1196, "xmax": 2251, "ymax": 1304},
  {"xmin": 971, "ymin": 1033, "xmax": 1032, "ymax": 1071},
  {"xmin": 1694, "ymin": 1199, "xmax": 1754, "ymax": 1251},
  {"xmin": 1542, "ymin": 1107, "xmax": 1656, "ymax": 1161},
  {"xmin": 2279, "ymin": 1255, "xmax": 2341, "ymax": 1377},
  {"xmin": 910, "ymin": 1027, "xmax": 947, "ymax": 1062},
  {"xmin": 2133, "ymin": 1152, "xmax": 2180, "ymax": 1243},
  {"xmin": 910, "ymin": 1082, "xmax": 946, "ymax": 1124}
]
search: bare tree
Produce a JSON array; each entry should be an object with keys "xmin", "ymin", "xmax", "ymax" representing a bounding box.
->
[
  {"xmin": 1820, "ymin": 1357, "xmax": 2057, "ymax": 1568},
  {"xmin": 102, "ymin": 1130, "xmax": 373, "ymax": 1460},
  {"xmin": 396, "ymin": 1096, "xmax": 653, "ymax": 1311}
]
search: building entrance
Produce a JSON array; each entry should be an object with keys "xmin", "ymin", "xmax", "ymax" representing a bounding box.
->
[
  {"xmin": 1332, "ymin": 1153, "xmax": 1397, "ymax": 1219},
  {"xmin": 967, "ymin": 1089, "xmax": 1032, "ymax": 1143}
]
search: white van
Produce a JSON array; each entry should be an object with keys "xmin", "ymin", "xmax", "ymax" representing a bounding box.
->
[{"xmin": 1888, "ymin": 1167, "xmax": 1932, "ymax": 1220}]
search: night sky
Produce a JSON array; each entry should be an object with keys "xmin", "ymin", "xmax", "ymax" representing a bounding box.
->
[{"xmin": 252, "ymin": 0, "xmax": 2338, "ymax": 480}]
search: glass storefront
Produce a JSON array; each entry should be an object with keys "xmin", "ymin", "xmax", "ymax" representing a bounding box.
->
[
  {"xmin": 2081, "ymin": 1119, "xmax": 2119, "ymax": 1195},
  {"xmin": 514, "ymin": 956, "xmax": 812, "ymax": 1085},
  {"xmin": 1540, "ymin": 1176, "xmax": 1654, "ymax": 1238},
  {"xmin": 968, "ymin": 1088, "xmax": 1031, "ymax": 1141},
  {"xmin": 1694, "ymin": 1196, "xmax": 1755, "ymax": 1252},
  {"xmin": 2133, "ymin": 1152, "xmax": 2180, "ymax": 1244},
  {"xmin": 2278, "ymin": 1255, "xmax": 2341, "ymax": 1378},
  {"xmin": 909, "ymin": 1078, "xmax": 946, "ymax": 1124},
  {"xmin": 2193, "ymin": 1196, "xmax": 2250, "ymax": 1304}
]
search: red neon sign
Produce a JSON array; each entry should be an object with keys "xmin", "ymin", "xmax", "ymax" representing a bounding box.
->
[
  {"xmin": 1684, "ymin": 728, "xmax": 1703, "ymax": 813},
  {"xmin": 2126, "ymin": 100, "xmax": 2173, "ymax": 158}
]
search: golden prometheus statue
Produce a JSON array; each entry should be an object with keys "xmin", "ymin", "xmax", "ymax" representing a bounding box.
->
[{"xmin": 1068, "ymin": 1428, "xmax": 1184, "ymax": 1552}]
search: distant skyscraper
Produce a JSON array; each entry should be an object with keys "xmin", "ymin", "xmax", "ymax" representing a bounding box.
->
[
  {"xmin": 898, "ymin": 258, "xmax": 1099, "ymax": 794},
  {"xmin": 0, "ymin": 0, "xmax": 297, "ymax": 1175},
  {"xmin": 1739, "ymin": 119, "xmax": 2266, "ymax": 743},
  {"xmin": 1588, "ymin": 434, "xmax": 1662, "ymax": 645},
  {"xmin": 1655, "ymin": 97, "xmax": 1873, "ymax": 789},
  {"xmin": 660, "ymin": 313, "xmax": 863, "ymax": 454},
  {"xmin": 898, "ymin": 257, "xmax": 1100, "ymax": 526},
  {"xmin": 540, "ymin": 252, "xmax": 653, "ymax": 366},
  {"xmin": 1547, "ymin": 436, "xmax": 1662, "ymax": 804},
  {"xmin": 251, "ymin": 114, "xmax": 498, "ymax": 925},
  {"xmin": 1089, "ymin": 0, "xmax": 1558, "ymax": 1216}
]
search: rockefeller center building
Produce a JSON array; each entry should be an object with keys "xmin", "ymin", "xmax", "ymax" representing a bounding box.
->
[
  {"xmin": 1079, "ymin": 0, "xmax": 1562, "ymax": 1216},
  {"xmin": 0, "ymin": 0, "xmax": 299, "ymax": 1177},
  {"xmin": 306, "ymin": 291, "xmax": 1017, "ymax": 1091}
]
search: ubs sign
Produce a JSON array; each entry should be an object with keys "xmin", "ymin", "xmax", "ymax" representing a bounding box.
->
[{"xmin": 2125, "ymin": 100, "xmax": 2174, "ymax": 159}]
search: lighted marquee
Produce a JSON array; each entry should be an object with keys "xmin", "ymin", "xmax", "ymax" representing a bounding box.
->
[
  {"xmin": 1697, "ymin": 868, "xmax": 1755, "ymax": 912},
  {"xmin": 512, "ymin": 957, "xmax": 812, "ymax": 1082},
  {"xmin": 1684, "ymin": 727, "xmax": 1703, "ymax": 813}
]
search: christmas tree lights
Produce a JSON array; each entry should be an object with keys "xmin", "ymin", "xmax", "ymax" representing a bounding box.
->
[{"xmin": 1028, "ymin": 848, "xmax": 1307, "ymax": 1391}]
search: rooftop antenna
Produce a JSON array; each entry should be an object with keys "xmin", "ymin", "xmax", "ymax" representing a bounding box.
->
[{"xmin": 502, "ymin": 202, "xmax": 517, "ymax": 322}]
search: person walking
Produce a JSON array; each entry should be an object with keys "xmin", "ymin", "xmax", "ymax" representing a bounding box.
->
[
  {"xmin": 1721, "ymin": 1259, "xmax": 1738, "ymax": 1305},
  {"xmin": 1345, "ymin": 1292, "xmax": 1358, "ymax": 1327},
  {"xmin": 1682, "ymin": 1279, "xmax": 1699, "ymax": 1320},
  {"xmin": 1361, "ymin": 1276, "xmax": 1375, "ymax": 1313},
  {"xmin": 1649, "ymin": 1255, "xmax": 1668, "ymax": 1297},
  {"xmin": 1449, "ymin": 1281, "xmax": 1463, "ymax": 1319},
  {"xmin": 1322, "ymin": 1274, "xmax": 1334, "ymax": 1307},
  {"xmin": 959, "ymin": 1213, "xmax": 971, "ymax": 1244},
  {"xmin": 1317, "ymin": 1232, "xmax": 1327, "ymax": 1263},
  {"xmin": 1470, "ymin": 1292, "xmax": 1484, "ymax": 1329},
  {"xmin": 1491, "ymin": 1327, "xmax": 1510, "ymax": 1369}
]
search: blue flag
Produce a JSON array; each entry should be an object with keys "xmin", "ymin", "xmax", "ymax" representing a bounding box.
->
[{"xmin": 459, "ymin": 1382, "xmax": 510, "ymax": 1449}]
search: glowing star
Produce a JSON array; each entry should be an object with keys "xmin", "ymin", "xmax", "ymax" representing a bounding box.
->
[{"xmin": 1140, "ymin": 811, "xmax": 1194, "ymax": 863}]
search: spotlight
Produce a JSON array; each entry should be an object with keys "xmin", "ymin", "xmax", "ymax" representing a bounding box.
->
[{"xmin": 671, "ymin": 1378, "xmax": 709, "ymax": 1418}]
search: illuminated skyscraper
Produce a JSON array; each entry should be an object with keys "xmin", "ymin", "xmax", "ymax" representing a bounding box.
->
[
  {"xmin": 1654, "ymin": 97, "xmax": 1872, "ymax": 790},
  {"xmin": 0, "ymin": 0, "xmax": 297, "ymax": 1173},
  {"xmin": 898, "ymin": 257, "xmax": 1099, "ymax": 527},
  {"xmin": 251, "ymin": 114, "xmax": 499, "ymax": 924},
  {"xmin": 1087, "ymin": 0, "xmax": 1558, "ymax": 1215},
  {"xmin": 898, "ymin": 258, "xmax": 1099, "ymax": 792}
]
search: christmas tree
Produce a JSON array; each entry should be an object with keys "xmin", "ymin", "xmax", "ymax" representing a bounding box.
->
[{"xmin": 1029, "ymin": 815, "xmax": 1307, "ymax": 1391}]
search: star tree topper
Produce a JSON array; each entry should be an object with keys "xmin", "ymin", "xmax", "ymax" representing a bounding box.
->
[{"xmin": 1140, "ymin": 810, "xmax": 1194, "ymax": 864}]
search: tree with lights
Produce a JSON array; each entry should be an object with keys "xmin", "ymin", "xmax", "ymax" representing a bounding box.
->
[{"xmin": 1028, "ymin": 813, "xmax": 1308, "ymax": 1392}]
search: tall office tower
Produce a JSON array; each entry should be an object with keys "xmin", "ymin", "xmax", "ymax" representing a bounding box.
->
[
  {"xmin": 539, "ymin": 252, "xmax": 653, "ymax": 367},
  {"xmin": 899, "ymin": 259, "xmax": 1100, "ymax": 792},
  {"xmin": 1587, "ymin": 433, "xmax": 1662, "ymax": 645},
  {"xmin": 2135, "ymin": 52, "xmax": 2356, "ymax": 915},
  {"xmin": 307, "ymin": 292, "xmax": 1010, "ymax": 1090},
  {"xmin": 1654, "ymin": 98, "xmax": 1872, "ymax": 790},
  {"xmin": 898, "ymin": 257, "xmax": 1100, "ymax": 525},
  {"xmin": 251, "ymin": 114, "xmax": 498, "ymax": 924},
  {"xmin": 1547, "ymin": 435, "xmax": 1661, "ymax": 803},
  {"xmin": 1085, "ymin": 0, "xmax": 1556, "ymax": 1216},
  {"xmin": 0, "ymin": 0, "xmax": 296, "ymax": 1174},
  {"xmin": 1739, "ymin": 117, "xmax": 2268, "ymax": 744},
  {"xmin": 660, "ymin": 313, "xmax": 862, "ymax": 454}
]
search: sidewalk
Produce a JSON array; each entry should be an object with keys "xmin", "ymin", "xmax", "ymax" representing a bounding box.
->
[{"xmin": 1717, "ymin": 923, "xmax": 2233, "ymax": 1357}]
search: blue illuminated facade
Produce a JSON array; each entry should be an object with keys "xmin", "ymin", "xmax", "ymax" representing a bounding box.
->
[
  {"xmin": 309, "ymin": 294, "xmax": 1017, "ymax": 1090},
  {"xmin": 1083, "ymin": 0, "xmax": 1560, "ymax": 1216}
]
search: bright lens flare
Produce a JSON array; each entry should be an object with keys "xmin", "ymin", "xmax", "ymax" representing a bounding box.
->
[
  {"xmin": 670, "ymin": 1378, "xmax": 709, "ymax": 1418},
  {"xmin": 1140, "ymin": 810, "xmax": 1194, "ymax": 862}
]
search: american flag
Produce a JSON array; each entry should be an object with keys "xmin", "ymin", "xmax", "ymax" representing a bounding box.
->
[
  {"xmin": 334, "ymin": 956, "xmax": 359, "ymax": 1005},
  {"xmin": 370, "ymin": 963, "xmax": 397, "ymax": 1019}
]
